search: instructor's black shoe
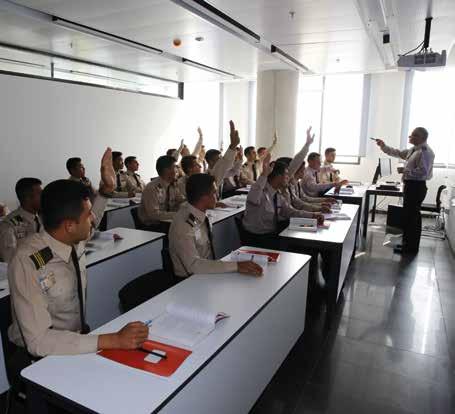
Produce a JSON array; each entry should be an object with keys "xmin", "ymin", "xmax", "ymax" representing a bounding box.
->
[{"xmin": 394, "ymin": 244, "xmax": 418, "ymax": 255}]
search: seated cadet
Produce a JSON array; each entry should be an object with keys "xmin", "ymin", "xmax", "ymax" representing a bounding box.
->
[
  {"xmin": 275, "ymin": 157, "xmax": 331, "ymax": 214},
  {"xmin": 242, "ymin": 153, "xmax": 324, "ymax": 249},
  {"xmin": 112, "ymin": 151, "xmax": 135, "ymax": 198},
  {"xmin": 302, "ymin": 152, "xmax": 348, "ymax": 197},
  {"xmin": 177, "ymin": 155, "xmax": 202, "ymax": 197},
  {"xmin": 222, "ymin": 147, "xmax": 244, "ymax": 198},
  {"xmin": 169, "ymin": 173, "xmax": 263, "ymax": 279},
  {"xmin": 205, "ymin": 120, "xmax": 240, "ymax": 193},
  {"xmin": 0, "ymin": 178, "xmax": 42, "ymax": 263},
  {"xmin": 66, "ymin": 157, "xmax": 96, "ymax": 194},
  {"xmin": 257, "ymin": 147, "xmax": 267, "ymax": 158},
  {"xmin": 138, "ymin": 155, "xmax": 185, "ymax": 226},
  {"xmin": 319, "ymin": 147, "xmax": 340, "ymax": 184},
  {"xmin": 293, "ymin": 160, "xmax": 337, "ymax": 207},
  {"xmin": 124, "ymin": 156, "xmax": 146, "ymax": 193},
  {"xmin": 7, "ymin": 149, "xmax": 148, "ymax": 363},
  {"xmin": 240, "ymin": 133, "xmax": 277, "ymax": 185}
]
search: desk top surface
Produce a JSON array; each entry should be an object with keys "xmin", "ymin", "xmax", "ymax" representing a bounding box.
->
[
  {"xmin": 105, "ymin": 196, "xmax": 141, "ymax": 212},
  {"xmin": 207, "ymin": 195, "xmax": 246, "ymax": 224},
  {"xmin": 86, "ymin": 227, "xmax": 164, "ymax": 267},
  {"xmin": 280, "ymin": 204, "xmax": 359, "ymax": 244},
  {"xmin": 367, "ymin": 183, "xmax": 404, "ymax": 194},
  {"xmin": 22, "ymin": 248, "xmax": 310, "ymax": 414},
  {"xmin": 325, "ymin": 185, "xmax": 368, "ymax": 199}
]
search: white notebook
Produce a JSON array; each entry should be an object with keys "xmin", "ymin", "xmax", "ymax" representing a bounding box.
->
[{"xmin": 148, "ymin": 302, "xmax": 229, "ymax": 348}]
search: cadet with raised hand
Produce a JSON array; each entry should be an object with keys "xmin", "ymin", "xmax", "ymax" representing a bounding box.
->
[{"xmin": 7, "ymin": 148, "xmax": 148, "ymax": 365}]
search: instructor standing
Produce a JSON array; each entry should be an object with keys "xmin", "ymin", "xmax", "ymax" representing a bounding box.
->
[{"xmin": 376, "ymin": 127, "xmax": 435, "ymax": 255}]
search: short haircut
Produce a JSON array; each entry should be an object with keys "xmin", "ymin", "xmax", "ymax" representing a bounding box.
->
[
  {"xmin": 186, "ymin": 173, "xmax": 215, "ymax": 204},
  {"xmin": 414, "ymin": 127, "xmax": 429, "ymax": 140},
  {"xmin": 166, "ymin": 149, "xmax": 176, "ymax": 156},
  {"xmin": 244, "ymin": 146, "xmax": 255, "ymax": 157},
  {"xmin": 275, "ymin": 157, "xmax": 292, "ymax": 166},
  {"xmin": 41, "ymin": 180, "xmax": 90, "ymax": 231},
  {"xmin": 124, "ymin": 156, "xmax": 136, "ymax": 167},
  {"xmin": 205, "ymin": 149, "xmax": 221, "ymax": 163},
  {"xmin": 268, "ymin": 161, "xmax": 288, "ymax": 180},
  {"xmin": 307, "ymin": 152, "xmax": 321, "ymax": 162},
  {"xmin": 112, "ymin": 151, "xmax": 123, "ymax": 162},
  {"xmin": 257, "ymin": 147, "xmax": 266, "ymax": 153},
  {"xmin": 325, "ymin": 147, "xmax": 336, "ymax": 156},
  {"xmin": 15, "ymin": 178, "xmax": 42, "ymax": 205},
  {"xmin": 66, "ymin": 157, "xmax": 81, "ymax": 174},
  {"xmin": 156, "ymin": 155, "xmax": 176, "ymax": 176},
  {"xmin": 181, "ymin": 155, "xmax": 197, "ymax": 175}
]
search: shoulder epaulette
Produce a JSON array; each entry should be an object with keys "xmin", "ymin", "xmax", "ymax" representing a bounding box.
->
[
  {"xmin": 29, "ymin": 247, "xmax": 53, "ymax": 270},
  {"xmin": 186, "ymin": 213, "xmax": 198, "ymax": 227},
  {"xmin": 9, "ymin": 215, "xmax": 23, "ymax": 226}
]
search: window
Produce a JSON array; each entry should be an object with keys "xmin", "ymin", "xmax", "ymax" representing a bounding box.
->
[
  {"xmin": 0, "ymin": 45, "xmax": 180, "ymax": 98},
  {"xmin": 180, "ymin": 81, "xmax": 221, "ymax": 151},
  {"xmin": 296, "ymin": 73, "xmax": 368, "ymax": 163},
  {"xmin": 407, "ymin": 69, "xmax": 455, "ymax": 166}
]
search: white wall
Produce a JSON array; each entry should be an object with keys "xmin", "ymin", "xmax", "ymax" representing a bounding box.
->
[
  {"xmin": 0, "ymin": 73, "xmax": 185, "ymax": 208},
  {"xmin": 222, "ymin": 81, "xmax": 250, "ymax": 148}
]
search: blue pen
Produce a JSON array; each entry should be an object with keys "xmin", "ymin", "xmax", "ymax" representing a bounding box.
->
[{"xmin": 144, "ymin": 319, "xmax": 153, "ymax": 327}]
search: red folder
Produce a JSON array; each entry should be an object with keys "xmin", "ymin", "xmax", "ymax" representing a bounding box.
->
[
  {"xmin": 237, "ymin": 249, "xmax": 281, "ymax": 263},
  {"xmin": 98, "ymin": 340, "xmax": 192, "ymax": 377}
]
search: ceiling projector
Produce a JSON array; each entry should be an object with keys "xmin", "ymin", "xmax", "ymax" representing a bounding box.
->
[
  {"xmin": 397, "ymin": 16, "xmax": 446, "ymax": 69},
  {"xmin": 397, "ymin": 50, "xmax": 446, "ymax": 68}
]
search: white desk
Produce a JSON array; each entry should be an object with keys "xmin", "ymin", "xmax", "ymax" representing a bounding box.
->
[
  {"xmin": 280, "ymin": 204, "xmax": 359, "ymax": 319},
  {"xmin": 22, "ymin": 249, "xmax": 311, "ymax": 414},
  {"xmin": 0, "ymin": 283, "xmax": 10, "ymax": 394},
  {"xmin": 208, "ymin": 195, "xmax": 246, "ymax": 258},
  {"xmin": 103, "ymin": 197, "xmax": 141, "ymax": 230},
  {"xmin": 86, "ymin": 227, "xmax": 165, "ymax": 329},
  {"xmin": 324, "ymin": 185, "xmax": 368, "ymax": 251}
]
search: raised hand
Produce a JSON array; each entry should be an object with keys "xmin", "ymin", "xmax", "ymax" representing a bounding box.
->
[
  {"xmin": 376, "ymin": 139, "xmax": 385, "ymax": 148},
  {"xmin": 306, "ymin": 126, "xmax": 315, "ymax": 145},
  {"xmin": 181, "ymin": 144, "xmax": 190, "ymax": 157},
  {"xmin": 229, "ymin": 120, "xmax": 240, "ymax": 149},
  {"xmin": 261, "ymin": 151, "xmax": 273, "ymax": 176},
  {"xmin": 197, "ymin": 127, "xmax": 203, "ymax": 139},
  {"xmin": 100, "ymin": 147, "xmax": 115, "ymax": 193},
  {"xmin": 236, "ymin": 145, "xmax": 243, "ymax": 161},
  {"xmin": 273, "ymin": 131, "xmax": 278, "ymax": 146}
]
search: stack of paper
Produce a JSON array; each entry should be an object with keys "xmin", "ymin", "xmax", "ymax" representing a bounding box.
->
[
  {"xmin": 230, "ymin": 251, "xmax": 268, "ymax": 266},
  {"xmin": 324, "ymin": 213, "xmax": 351, "ymax": 221},
  {"xmin": 288, "ymin": 217, "xmax": 318, "ymax": 232},
  {"xmin": 339, "ymin": 187, "xmax": 354, "ymax": 194}
]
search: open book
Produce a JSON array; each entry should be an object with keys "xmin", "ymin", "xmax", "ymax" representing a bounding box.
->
[{"xmin": 148, "ymin": 302, "xmax": 229, "ymax": 348}]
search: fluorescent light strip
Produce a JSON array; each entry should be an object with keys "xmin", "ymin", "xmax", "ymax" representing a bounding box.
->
[
  {"xmin": 52, "ymin": 17, "xmax": 164, "ymax": 56},
  {"xmin": 270, "ymin": 45, "xmax": 310, "ymax": 73},
  {"xmin": 0, "ymin": 57, "xmax": 47, "ymax": 69},
  {"xmin": 182, "ymin": 58, "xmax": 237, "ymax": 79}
]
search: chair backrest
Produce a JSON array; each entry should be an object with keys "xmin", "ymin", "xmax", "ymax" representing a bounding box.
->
[
  {"xmin": 436, "ymin": 185, "xmax": 447, "ymax": 210},
  {"xmin": 118, "ymin": 269, "xmax": 174, "ymax": 313},
  {"xmin": 130, "ymin": 207, "xmax": 144, "ymax": 230}
]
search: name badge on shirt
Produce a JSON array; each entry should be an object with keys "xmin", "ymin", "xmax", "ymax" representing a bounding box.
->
[{"xmin": 39, "ymin": 272, "xmax": 56, "ymax": 293}]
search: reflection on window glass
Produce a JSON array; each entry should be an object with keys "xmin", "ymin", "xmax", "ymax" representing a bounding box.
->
[
  {"xmin": 0, "ymin": 46, "xmax": 179, "ymax": 98},
  {"xmin": 408, "ymin": 69, "xmax": 455, "ymax": 165}
]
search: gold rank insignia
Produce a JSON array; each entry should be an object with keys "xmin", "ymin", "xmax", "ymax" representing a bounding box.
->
[{"xmin": 29, "ymin": 247, "xmax": 53, "ymax": 270}]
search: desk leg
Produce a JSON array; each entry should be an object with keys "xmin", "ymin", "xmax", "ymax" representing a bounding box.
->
[
  {"xmin": 362, "ymin": 193, "xmax": 370, "ymax": 241},
  {"xmin": 26, "ymin": 384, "xmax": 49, "ymax": 414},
  {"xmin": 325, "ymin": 250, "xmax": 342, "ymax": 324},
  {"xmin": 372, "ymin": 194, "xmax": 377, "ymax": 222}
]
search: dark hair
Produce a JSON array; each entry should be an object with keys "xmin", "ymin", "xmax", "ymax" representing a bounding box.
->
[
  {"xmin": 166, "ymin": 149, "xmax": 176, "ymax": 156},
  {"xmin": 244, "ymin": 146, "xmax": 255, "ymax": 157},
  {"xmin": 156, "ymin": 155, "xmax": 176, "ymax": 176},
  {"xmin": 268, "ymin": 161, "xmax": 288, "ymax": 180},
  {"xmin": 414, "ymin": 127, "xmax": 428, "ymax": 140},
  {"xmin": 257, "ymin": 147, "xmax": 267, "ymax": 154},
  {"xmin": 124, "ymin": 156, "xmax": 136, "ymax": 167},
  {"xmin": 66, "ymin": 157, "xmax": 82, "ymax": 174},
  {"xmin": 181, "ymin": 155, "xmax": 197, "ymax": 175},
  {"xmin": 325, "ymin": 147, "xmax": 336, "ymax": 156},
  {"xmin": 41, "ymin": 180, "xmax": 90, "ymax": 230},
  {"xmin": 186, "ymin": 173, "xmax": 215, "ymax": 204},
  {"xmin": 275, "ymin": 157, "xmax": 292, "ymax": 166},
  {"xmin": 15, "ymin": 178, "xmax": 42, "ymax": 205},
  {"xmin": 205, "ymin": 149, "xmax": 221, "ymax": 163},
  {"xmin": 112, "ymin": 151, "xmax": 123, "ymax": 163},
  {"xmin": 307, "ymin": 152, "xmax": 321, "ymax": 162}
]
